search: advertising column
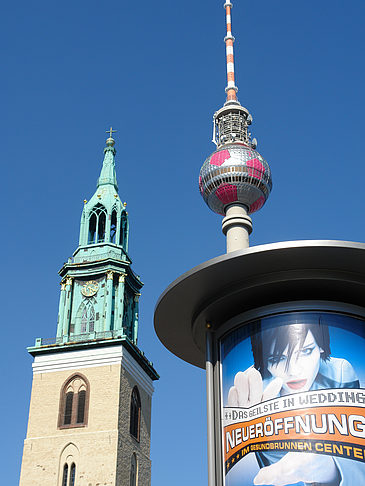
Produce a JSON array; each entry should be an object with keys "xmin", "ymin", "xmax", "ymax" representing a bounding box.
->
[{"xmin": 221, "ymin": 311, "xmax": 365, "ymax": 486}]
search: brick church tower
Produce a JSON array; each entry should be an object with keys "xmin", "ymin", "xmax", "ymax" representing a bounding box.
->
[{"xmin": 19, "ymin": 132, "xmax": 159, "ymax": 486}]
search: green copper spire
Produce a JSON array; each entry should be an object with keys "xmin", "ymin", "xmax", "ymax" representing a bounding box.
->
[
  {"xmin": 78, "ymin": 133, "xmax": 129, "ymax": 252},
  {"xmin": 97, "ymin": 133, "xmax": 118, "ymax": 191},
  {"xmin": 29, "ymin": 130, "xmax": 158, "ymax": 384}
]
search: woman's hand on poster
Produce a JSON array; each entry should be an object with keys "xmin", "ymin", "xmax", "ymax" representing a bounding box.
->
[
  {"xmin": 227, "ymin": 368, "xmax": 283, "ymax": 407},
  {"xmin": 253, "ymin": 451, "xmax": 340, "ymax": 486}
]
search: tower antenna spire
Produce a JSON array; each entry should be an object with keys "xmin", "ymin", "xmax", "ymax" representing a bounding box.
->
[
  {"xmin": 199, "ymin": 1, "xmax": 272, "ymax": 252},
  {"xmin": 224, "ymin": 1, "xmax": 238, "ymax": 103}
]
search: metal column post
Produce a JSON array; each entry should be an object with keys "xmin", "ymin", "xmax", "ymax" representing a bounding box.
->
[{"xmin": 206, "ymin": 325, "xmax": 216, "ymax": 486}]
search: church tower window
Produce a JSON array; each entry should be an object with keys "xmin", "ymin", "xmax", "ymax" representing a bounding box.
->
[
  {"xmin": 130, "ymin": 386, "xmax": 141, "ymax": 441},
  {"xmin": 88, "ymin": 306, "xmax": 95, "ymax": 332},
  {"xmin": 59, "ymin": 375, "xmax": 89, "ymax": 428},
  {"xmin": 62, "ymin": 464, "xmax": 68, "ymax": 486},
  {"xmin": 110, "ymin": 209, "xmax": 117, "ymax": 243},
  {"xmin": 77, "ymin": 390, "xmax": 86, "ymax": 424},
  {"xmin": 88, "ymin": 204, "xmax": 107, "ymax": 244},
  {"xmin": 69, "ymin": 463, "xmax": 76, "ymax": 486},
  {"xmin": 64, "ymin": 392, "xmax": 74, "ymax": 425},
  {"xmin": 79, "ymin": 303, "xmax": 95, "ymax": 334},
  {"xmin": 80, "ymin": 306, "xmax": 88, "ymax": 333},
  {"xmin": 88, "ymin": 212, "xmax": 97, "ymax": 244},
  {"xmin": 120, "ymin": 211, "xmax": 128, "ymax": 248},
  {"xmin": 130, "ymin": 453, "xmax": 137, "ymax": 486},
  {"xmin": 97, "ymin": 210, "xmax": 106, "ymax": 242}
]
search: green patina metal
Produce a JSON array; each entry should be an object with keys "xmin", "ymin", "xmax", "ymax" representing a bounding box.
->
[{"xmin": 28, "ymin": 135, "xmax": 158, "ymax": 379}]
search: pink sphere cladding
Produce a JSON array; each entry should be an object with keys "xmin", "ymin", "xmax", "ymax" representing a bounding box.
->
[
  {"xmin": 215, "ymin": 184, "xmax": 238, "ymax": 205},
  {"xmin": 199, "ymin": 143, "xmax": 272, "ymax": 215},
  {"xmin": 210, "ymin": 149, "xmax": 231, "ymax": 167}
]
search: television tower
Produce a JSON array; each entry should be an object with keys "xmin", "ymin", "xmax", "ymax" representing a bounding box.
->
[{"xmin": 199, "ymin": 1, "xmax": 272, "ymax": 252}]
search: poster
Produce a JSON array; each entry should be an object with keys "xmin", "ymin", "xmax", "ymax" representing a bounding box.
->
[{"xmin": 220, "ymin": 311, "xmax": 365, "ymax": 486}]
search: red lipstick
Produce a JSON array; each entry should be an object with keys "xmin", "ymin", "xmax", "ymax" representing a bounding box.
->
[{"xmin": 287, "ymin": 379, "xmax": 307, "ymax": 390}]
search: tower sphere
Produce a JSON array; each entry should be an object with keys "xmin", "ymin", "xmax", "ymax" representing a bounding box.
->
[{"xmin": 199, "ymin": 143, "xmax": 272, "ymax": 216}]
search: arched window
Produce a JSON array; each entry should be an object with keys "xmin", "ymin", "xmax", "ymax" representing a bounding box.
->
[
  {"xmin": 130, "ymin": 453, "xmax": 137, "ymax": 486},
  {"xmin": 130, "ymin": 386, "xmax": 141, "ymax": 441},
  {"xmin": 88, "ymin": 204, "xmax": 107, "ymax": 244},
  {"xmin": 119, "ymin": 211, "xmax": 128, "ymax": 249},
  {"xmin": 79, "ymin": 303, "xmax": 95, "ymax": 334},
  {"xmin": 88, "ymin": 212, "xmax": 97, "ymax": 244},
  {"xmin": 62, "ymin": 464, "xmax": 68, "ymax": 486},
  {"xmin": 59, "ymin": 374, "xmax": 89, "ymax": 429},
  {"xmin": 97, "ymin": 210, "xmax": 106, "ymax": 242},
  {"xmin": 58, "ymin": 444, "xmax": 79, "ymax": 486},
  {"xmin": 110, "ymin": 209, "xmax": 117, "ymax": 243},
  {"xmin": 69, "ymin": 463, "xmax": 76, "ymax": 486}
]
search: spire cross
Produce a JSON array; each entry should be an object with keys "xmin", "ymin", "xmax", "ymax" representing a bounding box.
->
[
  {"xmin": 106, "ymin": 127, "xmax": 117, "ymax": 139},
  {"xmin": 224, "ymin": 1, "xmax": 238, "ymax": 102}
]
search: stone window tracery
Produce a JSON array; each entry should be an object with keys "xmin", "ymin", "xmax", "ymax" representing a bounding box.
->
[
  {"xmin": 79, "ymin": 302, "xmax": 95, "ymax": 334},
  {"xmin": 88, "ymin": 203, "xmax": 107, "ymax": 244},
  {"xmin": 58, "ymin": 443, "xmax": 79, "ymax": 486},
  {"xmin": 59, "ymin": 374, "xmax": 89, "ymax": 429}
]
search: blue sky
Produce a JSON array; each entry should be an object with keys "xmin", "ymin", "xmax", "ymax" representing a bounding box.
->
[{"xmin": 3, "ymin": 0, "xmax": 365, "ymax": 484}]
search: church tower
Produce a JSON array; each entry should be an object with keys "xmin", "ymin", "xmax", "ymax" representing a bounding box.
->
[{"xmin": 19, "ymin": 131, "xmax": 159, "ymax": 486}]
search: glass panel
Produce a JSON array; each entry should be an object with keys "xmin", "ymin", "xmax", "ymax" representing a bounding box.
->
[
  {"xmin": 69, "ymin": 463, "xmax": 76, "ymax": 486},
  {"xmin": 120, "ymin": 213, "xmax": 127, "ymax": 246},
  {"xmin": 130, "ymin": 388, "xmax": 141, "ymax": 440},
  {"xmin": 76, "ymin": 390, "xmax": 86, "ymax": 424},
  {"xmin": 81, "ymin": 307, "xmax": 88, "ymax": 333},
  {"xmin": 97, "ymin": 211, "xmax": 106, "ymax": 243},
  {"xmin": 130, "ymin": 454, "xmax": 137, "ymax": 486},
  {"xmin": 62, "ymin": 464, "xmax": 68, "ymax": 486},
  {"xmin": 64, "ymin": 392, "xmax": 73, "ymax": 425},
  {"xmin": 88, "ymin": 306, "xmax": 95, "ymax": 333},
  {"xmin": 110, "ymin": 210, "xmax": 117, "ymax": 243},
  {"xmin": 88, "ymin": 213, "xmax": 97, "ymax": 244}
]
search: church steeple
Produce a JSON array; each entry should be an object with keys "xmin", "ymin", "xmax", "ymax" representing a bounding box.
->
[
  {"xmin": 78, "ymin": 130, "xmax": 128, "ymax": 253},
  {"xmin": 29, "ymin": 132, "xmax": 155, "ymax": 352},
  {"xmin": 21, "ymin": 130, "xmax": 158, "ymax": 486}
]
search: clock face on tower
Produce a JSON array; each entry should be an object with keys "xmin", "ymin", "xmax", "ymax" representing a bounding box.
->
[{"xmin": 81, "ymin": 280, "xmax": 99, "ymax": 297}]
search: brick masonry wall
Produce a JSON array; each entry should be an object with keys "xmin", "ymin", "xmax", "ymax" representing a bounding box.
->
[
  {"xmin": 20, "ymin": 363, "xmax": 121, "ymax": 486},
  {"xmin": 116, "ymin": 366, "xmax": 152, "ymax": 486},
  {"xmin": 19, "ymin": 347, "xmax": 155, "ymax": 486}
]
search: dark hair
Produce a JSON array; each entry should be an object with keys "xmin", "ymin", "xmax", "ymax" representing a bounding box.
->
[{"xmin": 251, "ymin": 318, "xmax": 331, "ymax": 377}]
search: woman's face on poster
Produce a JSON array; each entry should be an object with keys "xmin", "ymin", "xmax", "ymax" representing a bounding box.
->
[{"xmin": 267, "ymin": 326, "xmax": 322, "ymax": 395}]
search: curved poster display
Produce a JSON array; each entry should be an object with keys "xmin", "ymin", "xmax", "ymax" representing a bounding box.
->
[{"xmin": 220, "ymin": 311, "xmax": 365, "ymax": 486}]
